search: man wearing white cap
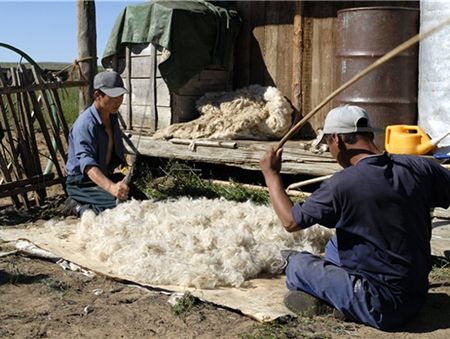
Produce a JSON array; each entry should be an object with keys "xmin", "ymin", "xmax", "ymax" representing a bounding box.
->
[
  {"xmin": 63, "ymin": 71, "xmax": 147, "ymax": 216},
  {"xmin": 260, "ymin": 105, "xmax": 450, "ymax": 329}
]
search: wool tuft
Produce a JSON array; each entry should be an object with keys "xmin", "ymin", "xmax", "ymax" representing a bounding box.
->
[
  {"xmin": 47, "ymin": 197, "xmax": 334, "ymax": 289},
  {"xmin": 153, "ymin": 84, "xmax": 293, "ymax": 140}
]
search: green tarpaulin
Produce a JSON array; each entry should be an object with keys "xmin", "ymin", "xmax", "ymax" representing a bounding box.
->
[{"xmin": 102, "ymin": 0, "xmax": 241, "ymax": 93}]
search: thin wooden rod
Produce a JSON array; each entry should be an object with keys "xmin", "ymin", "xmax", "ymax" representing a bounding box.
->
[
  {"xmin": 286, "ymin": 174, "xmax": 333, "ymax": 191},
  {"xmin": 275, "ymin": 16, "xmax": 450, "ymax": 151},
  {"xmin": 210, "ymin": 179, "xmax": 311, "ymax": 197}
]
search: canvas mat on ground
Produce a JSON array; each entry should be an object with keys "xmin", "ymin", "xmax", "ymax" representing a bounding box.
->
[
  {"xmin": 0, "ymin": 224, "xmax": 294, "ymax": 322},
  {"xmin": 2, "ymin": 216, "xmax": 449, "ymax": 322}
]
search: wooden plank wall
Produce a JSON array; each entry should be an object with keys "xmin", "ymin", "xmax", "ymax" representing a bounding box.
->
[
  {"xmin": 234, "ymin": 1, "xmax": 296, "ymax": 109},
  {"xmin": 118, "ymin": 42, "xmax": 231, "ymax": 133},
  {"xmin": 233, "ymin": 1, "xmax": 420, "ymax": 139},
  {"xmin": 118, "ymin": 43, "xmax": 171, "ymax": 133}
]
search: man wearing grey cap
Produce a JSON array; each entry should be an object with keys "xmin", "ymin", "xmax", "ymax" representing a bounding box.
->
[
  {"xmin": 260, "ymin": 105, "xmax": 450, "ymax": 329},
  {"xmin": 63, "ymin": 71, "xmax": 147, "ymax": 217}
]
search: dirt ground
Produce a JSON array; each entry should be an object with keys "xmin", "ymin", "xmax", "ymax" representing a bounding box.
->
[{"xmin": 0, "ymin": 188, "xmax": 449, "ymax": 339}]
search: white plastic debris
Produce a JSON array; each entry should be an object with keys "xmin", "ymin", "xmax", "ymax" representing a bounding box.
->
[
  {"xmin": 83, "ymin": 305, "xmax": 93, "ymax": 315},
  {"xmin": 15, "ymin": 240, "xmax": 61, "ymax": 261},
  {"xmin": 92, "ymin": 289, "xmax": 104, "ymax": 296},
  {"xmin": 167, "ymin": 292, "xmax": 185, "ymax": 306},
  {"xmin": 56, "ymin": 259, "xmax": 96, "ymax": 278}
]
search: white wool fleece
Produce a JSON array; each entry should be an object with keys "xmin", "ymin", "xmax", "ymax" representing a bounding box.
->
[
  {"xmin": 153, "ymin": 85, "xmax": 293, "ymax": 140},
  {"xmin": 70, "ymin": 197, "xmax": 333, "ymax": 289}
]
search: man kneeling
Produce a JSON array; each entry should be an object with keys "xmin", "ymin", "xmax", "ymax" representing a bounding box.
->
[{"xmin": 63, "ymin": 71, "xmax": 147, "ymax": 217}]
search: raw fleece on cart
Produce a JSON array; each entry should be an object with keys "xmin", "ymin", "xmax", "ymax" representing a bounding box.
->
[{"xmin": 153, "ymin": 85, "xmax": 293, "ymax": 140}]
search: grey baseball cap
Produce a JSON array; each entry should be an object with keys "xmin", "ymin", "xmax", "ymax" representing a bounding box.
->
[
  {"xmin": 93, "ymin": 71, "xmax": 129, "ymax": 98},
  {"xmin": 314, "ymin": 105, "xmax": 383, "ymax": 145},
  {"xmin": 319, "ymin": 104, "xmax": 383, "ymax": 139}
]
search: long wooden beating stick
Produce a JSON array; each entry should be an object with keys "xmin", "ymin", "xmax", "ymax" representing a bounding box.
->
[{"xmin": 275, "ymin": 16, "xmax": 450, "ymax": 152}]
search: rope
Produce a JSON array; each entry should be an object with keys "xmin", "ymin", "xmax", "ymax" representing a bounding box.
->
[{"xmin": 51, "ymin": 56, "xmax": 98, "ymax": 82}]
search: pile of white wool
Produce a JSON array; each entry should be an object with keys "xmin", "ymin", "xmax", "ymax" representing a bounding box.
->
[
  {"xmin": 153, "ymin": 84, "xmax": 293, "ymax": 140},
  {"xmin": 72, "ymin": 197, "xmax": 332, "ymax": 289}
]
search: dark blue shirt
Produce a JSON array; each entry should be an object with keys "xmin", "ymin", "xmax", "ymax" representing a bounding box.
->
[
  {"xmin": 292, "ymin": 153, "xmax": 450, "ymax": 301},
  {"xmin": 66, "ymin": 103, "xmax": 124, "ymax": 176}
]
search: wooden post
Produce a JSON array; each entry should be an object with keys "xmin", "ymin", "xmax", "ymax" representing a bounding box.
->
[
  {"xmin": 148, "ymin": 44, "xmax": 156, "ymax": 130},
  {"xmin": 291, "ymin": 1, "xmax": 304, "ymax": 137},
  {"xmin": 77, "ymin": 0, "xmax": 98, "ymax": 113},
  {"xmin": 125, "ymin": 45, "xmax": 133, "ymax": 129}
]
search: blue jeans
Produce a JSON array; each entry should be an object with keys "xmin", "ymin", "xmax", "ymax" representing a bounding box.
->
[
  {"xmin": 285, "ymin": 235, "xmax": 416, "ymax": 330},
  {"xmin": 66, "ymin": 173, "xmax": 147, "ymax": 215}
]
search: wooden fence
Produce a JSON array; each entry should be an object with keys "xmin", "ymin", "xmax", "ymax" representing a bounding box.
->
[{"xmin": 0, "ymin": 64, "xmax": 86, "ymax": 208}]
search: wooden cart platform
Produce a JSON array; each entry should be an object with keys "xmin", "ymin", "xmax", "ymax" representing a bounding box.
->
[{"xmin": 124, "ymin": 135, "xmax": 341, "ymax": 177}]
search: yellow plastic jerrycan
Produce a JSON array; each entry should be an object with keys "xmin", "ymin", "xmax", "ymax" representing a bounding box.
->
[{"xmin": 385, "ymin": 125, "xmax": 450, "ymax": 155}]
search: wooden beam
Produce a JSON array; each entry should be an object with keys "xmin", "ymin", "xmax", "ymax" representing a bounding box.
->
[
  {"xmin": 0, "ymin": 80, "xmax": 88, "ymax": 95},
  {"xmin": 0, "ymin": 173, "xmax": 55, "ymax": 192},
  {"xmin": 0, "ymin": 174, "xmax": 66, "ymax": 200},
  {"xmin": 170, "ymin": 139, "xmax": 237, "ymax": 149}
]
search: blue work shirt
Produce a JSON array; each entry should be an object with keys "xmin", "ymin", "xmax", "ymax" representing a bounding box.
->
[
  {"xmin": 292, "ymin": 153, "xmax": 450, "ymax": 310},
  {"xmin": 66, "ymin": 103, "xmax": 125, "ymax": 176}
]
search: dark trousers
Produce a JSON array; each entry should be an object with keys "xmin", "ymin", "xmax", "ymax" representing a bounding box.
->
[
  {"xmin": 285, "ymin": 235, "xmax": 421, "ymax": 330},
  {"xmin": 66, "ymin": 173, "xmax": 148, "ymax": 215}
]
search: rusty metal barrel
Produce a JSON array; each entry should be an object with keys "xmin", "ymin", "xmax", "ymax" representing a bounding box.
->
[{"xmin": 334, "ymin": 7, "xmax": 419, "ymax": 149}]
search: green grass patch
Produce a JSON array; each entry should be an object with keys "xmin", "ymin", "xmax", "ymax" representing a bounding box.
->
[
  {"xmin": 430, "ymin": 257, "xmax": 450, "ymax": 285},
  {"xmin": 7, "ymin": 256, "xmax": 21, "ymax": 284},
  {"xmin": 58, "ymin": 86, "xmax": 80, "ymax": 126},
  {"xmin": 170, "ymin": 291, "xmax": 207, "ymax": 319},
  {"xmin": 41, "ymin": 277, "xmax": 74, "ymax": 299},
  {"xmin": 239, "ymin": 317, "xmax": 335, "ymax": 339},
  {"xmin": 239, "ymin": 314, "xmax": 358, "ymax": 339},
  {"xmin": 134, "ymin": 158, "xmax": 306, "ymax": 206}
]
